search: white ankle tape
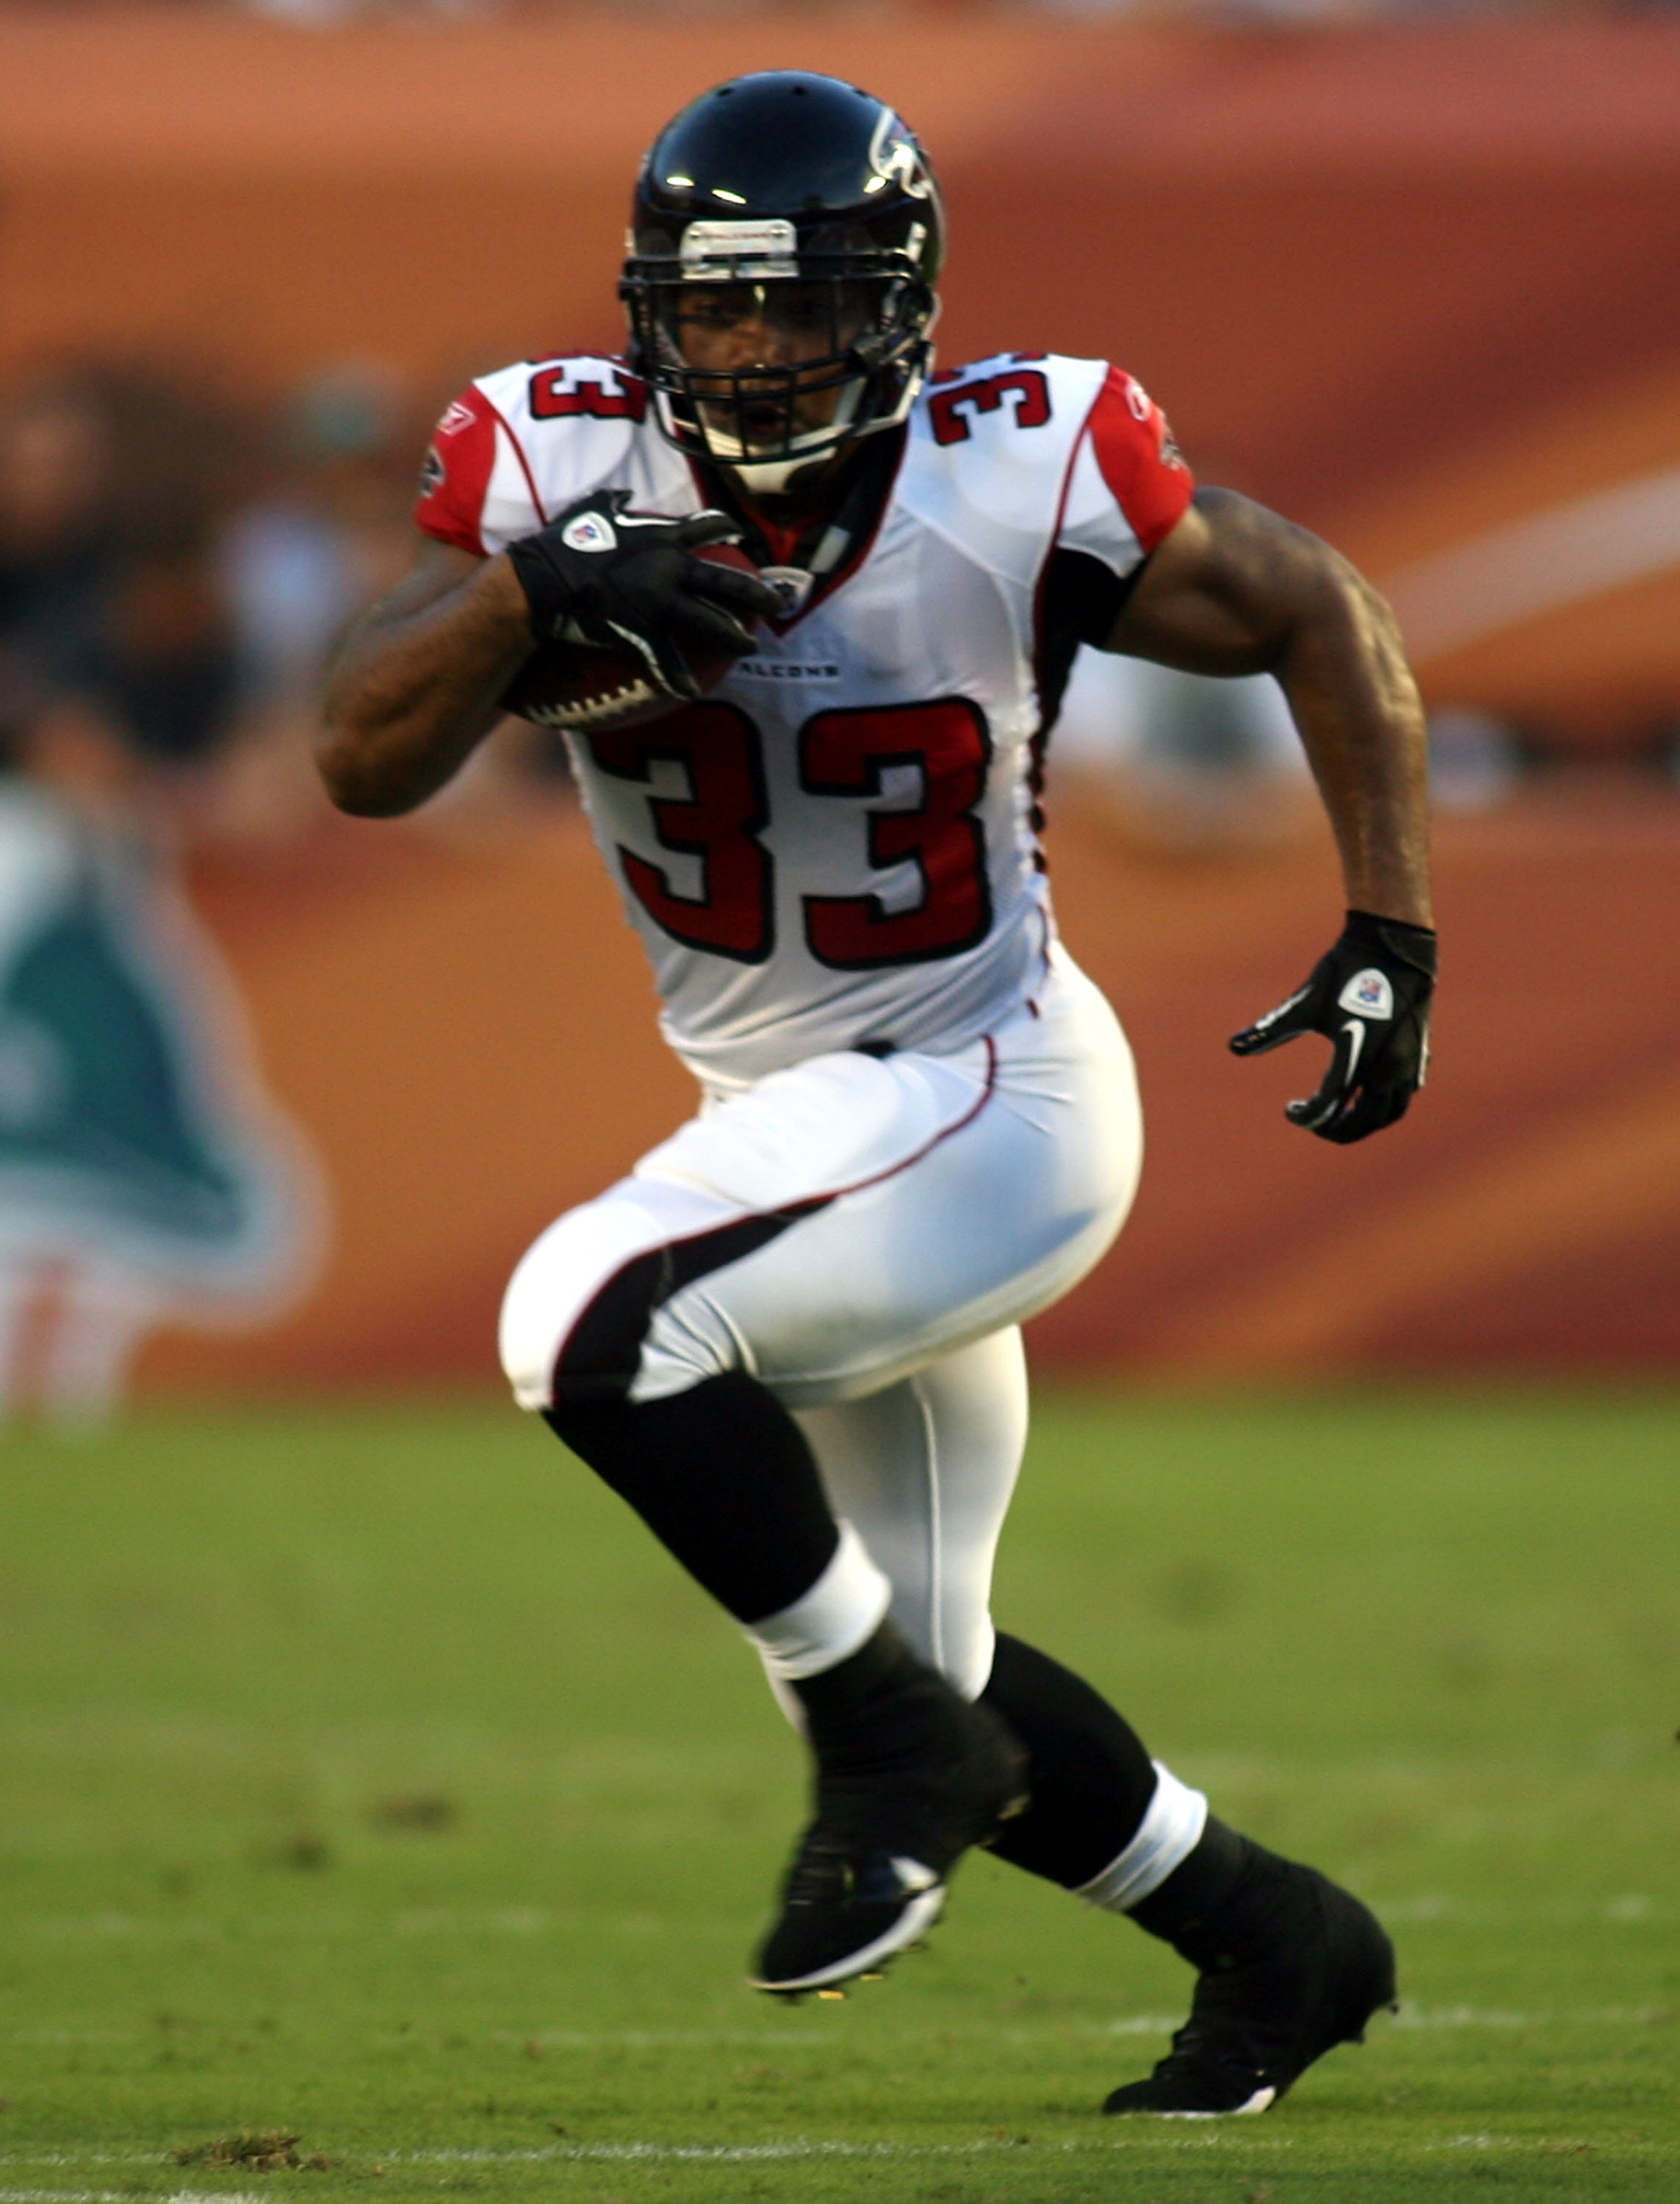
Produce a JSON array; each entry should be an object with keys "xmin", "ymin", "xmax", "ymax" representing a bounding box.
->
[
  {"xmin": 1075, "ymin": 1761, "xmax": 1208, "ymax": 1913},
  {"xmin": 744, "ymin": 1520, "xmax": 892, "ymax": 1683}
]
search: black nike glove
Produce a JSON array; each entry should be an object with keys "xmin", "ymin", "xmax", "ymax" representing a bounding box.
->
[
  {"xmin": 1229, "ymin": 909, "xmax": 1437, "ymax": 1145},
  {"xmin": 506, "ymin": 491, "xmax": 782, "ymax": 701}
]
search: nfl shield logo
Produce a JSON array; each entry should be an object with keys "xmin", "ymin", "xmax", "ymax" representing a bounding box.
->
[
  {"xmin": 561, "ymin": 511, "xmax": 616, "ymax": 554},
  {"xmin": 1338, "ymin": 968, "xmax": 1395, "ymax": 1020},
  {"xmin": 761, "ymin": 566, "xmax": 814, "ymax": 619}
]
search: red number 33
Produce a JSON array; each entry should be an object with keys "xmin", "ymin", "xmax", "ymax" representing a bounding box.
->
[{"xmin": 583, "ymin": 699, "xmax": 992, "ymax": 970}]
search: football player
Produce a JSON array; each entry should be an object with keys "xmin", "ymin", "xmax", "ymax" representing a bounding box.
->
[{"xmin": 320, "ymin": 71, "xmax": 1435, "ymax": 2117}]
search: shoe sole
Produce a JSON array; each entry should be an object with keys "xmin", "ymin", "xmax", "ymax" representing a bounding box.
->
[
  {"xmin": 1123, "ymin": 2085, "xmax": 1279, "ymax": 2121},
  {"xmin": 752, "ymin": 1699, "xmax": 1025, "ymax": 1999},
  {"xmin": 750, "ymin": 1882, "xmax": 947, "ymax": 1995}
]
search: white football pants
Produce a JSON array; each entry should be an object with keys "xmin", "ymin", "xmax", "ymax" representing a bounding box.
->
[{"xmin": 500, "ymin": 946, "xmax": 1143, "ymax": 1700}]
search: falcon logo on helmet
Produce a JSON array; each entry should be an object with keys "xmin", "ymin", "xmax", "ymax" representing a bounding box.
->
[
  {"xmin": 868, "ymin": 107, "xmax": 936, "ymax": 201},
  {"xmin": 620, "ymin": 71, "xmax": 946, "ymax": 494}
]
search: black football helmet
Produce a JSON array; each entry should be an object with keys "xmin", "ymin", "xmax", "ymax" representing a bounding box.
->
[{"xmin": 621, "ymin": 72, "xmax": 944, "ymax": 491}]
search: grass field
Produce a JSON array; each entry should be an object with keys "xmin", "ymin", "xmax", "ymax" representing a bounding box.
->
[{"xmin": 1, "ymin": 1393, "xmax": 1676, "ymax": 2203}]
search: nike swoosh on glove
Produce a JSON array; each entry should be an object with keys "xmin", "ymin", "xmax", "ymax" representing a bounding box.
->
[
  {"xmin": 1229, "ymin": 910, "xmax": 1437, "ymax": 1145},
  {"xmin": 506, "ymin": 490, "xmax": 784, "ymax": 700}
]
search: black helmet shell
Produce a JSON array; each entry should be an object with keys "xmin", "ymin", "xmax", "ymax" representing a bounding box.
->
[
  {"xmin": 632, "ymin": 71, "xmax": 943, "ymax": 287},
  {"xmin": 621, "ymin": 72, "xmax": 945, "ymax": 483}
]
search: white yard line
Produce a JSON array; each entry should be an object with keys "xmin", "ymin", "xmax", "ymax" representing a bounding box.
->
[
  {"xmin": 0, "ymin": 2011, "xmax": 1666, "ymax": 2184},
  {"xmin": 12, "ymin": 1894, "xmax": 1668, "ymax": 1940},
  {"xmin": 0, "ymin": 2147, "xmax": 1234, "ymax": 2175},
  {"xmin": 7, "ymin": 2003, "xmax": 1668, "ymax": 2064},
  {"xmin": 0, "ymin": 2190, "xmax": 134, "ymax": 2201},
  {"xmin": 497, "ymin": 2006, "xmax": 1669, "ymax": 2048},
  {"xmin": 2, "ymin": 2072, "xmax": 1670, "ymax": 2184},
  {"xmin": 502, "ymin": 2028, "xmax": 881, "ymax": 2049},
  {"xmin": 381, "ymin": 2139, "xmax": 1239, "ymax": 2162},
  {"xmin": 1394, "ymin": 2005, "xmax": 1670, "ymax": 2031}
]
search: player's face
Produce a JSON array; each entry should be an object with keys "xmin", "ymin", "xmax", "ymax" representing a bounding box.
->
[{"xmin": 667, "ymin": 281, "xmax": 876, "ymax": 453}]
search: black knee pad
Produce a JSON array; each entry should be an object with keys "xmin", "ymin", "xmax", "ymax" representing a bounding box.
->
[{"xmin": 544, "ymin": 1372, "xmax": 837, "ymax": 1626}]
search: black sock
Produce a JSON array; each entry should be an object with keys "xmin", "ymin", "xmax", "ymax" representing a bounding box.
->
[
  {"xmin": 978, "ymin": 1635, "xmax": 1269, "ymax": 1963},
  {"xmin": 545, "ymin": 1370, "xmax": 838, "ymax": 1625},
  {"xmin": 979, "ymin": 1633, "xmax": 1159, "ymax": 1889},
  {"xmin": 792, "ymin": 1618, "xmax": 960, "ymax": 1768},
  {"xmin": 795, "ymin": 1618, "xmax": 917, "ymax": 1737},
  {"xmin": 1128, "ymin": 1816, "xmax": 1252, "ymax": 1962}
]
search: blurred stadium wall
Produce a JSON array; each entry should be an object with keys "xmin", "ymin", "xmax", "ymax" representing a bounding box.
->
[{"xmin": 5, "ymin": 7, "xmax": 1677, "ymax": 1391}]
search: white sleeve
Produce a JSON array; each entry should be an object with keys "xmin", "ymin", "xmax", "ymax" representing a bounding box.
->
[
  {"xmin": 414, "ymin": 370, "xmax": 545, "ymax": 557},
  {"xmin": 1055, "ymin": 431, "xmax": 1147, "ymax": 580}
]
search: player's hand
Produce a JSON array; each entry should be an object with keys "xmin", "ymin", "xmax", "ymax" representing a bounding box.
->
[
  {"xmin": 1229, "ymin": 910, "xmax": 1437, "ymax": 1144},
  {"xmin": 507, "ymin": 491, "xmax": 783, "ymax": 699}
]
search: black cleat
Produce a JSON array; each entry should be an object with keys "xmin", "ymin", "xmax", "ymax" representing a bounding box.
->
[
  {"xmin": 751, "ymin": 1627, "xmax": 1028, "ymax": 1995},
  {"xmin": 1103, "ymin": 1857, "xmax": 1396, "ymax": 2117}
]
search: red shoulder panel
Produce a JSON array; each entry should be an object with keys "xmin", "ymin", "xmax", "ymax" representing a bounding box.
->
[
  {"xmin": 414, "ymin": 387, "xmax": 498, "ymax": 557},
  {"xmin": 1084, "ymin": 367, "xmax": 1194, "ymax": 554}
]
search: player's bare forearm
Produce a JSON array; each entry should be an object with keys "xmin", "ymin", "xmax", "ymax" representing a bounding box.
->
[
  {"xmin": 1106, "ymin": 489, "xmax": 1432, "ymax": 926},
  {"xmin": 319, "ymin": 539, "xmax": 533, "ymax": 817}
]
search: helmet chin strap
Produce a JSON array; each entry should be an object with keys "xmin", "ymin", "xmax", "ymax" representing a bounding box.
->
[
  {"xmin": 727, "ymin": 450, "xmax": 843, "ymax": 497},
  {"xmin": 709, "ymin": 352, "xmax": 931, "ymax": 499}
]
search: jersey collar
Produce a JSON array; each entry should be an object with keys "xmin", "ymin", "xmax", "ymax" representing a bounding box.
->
[{"xmin": 691, "ymin": 427, "xmax": 907, "ymax": 633}]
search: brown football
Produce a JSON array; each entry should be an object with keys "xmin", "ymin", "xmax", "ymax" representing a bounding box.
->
[{"xmin": 500, "ymin": 539, "xmax": 764, "ymax": 734}]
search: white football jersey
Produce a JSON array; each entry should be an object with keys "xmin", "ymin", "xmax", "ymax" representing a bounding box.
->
[{"xmin": 417, "ymin": 350, "xmax": 1193, "ymax": 1088}]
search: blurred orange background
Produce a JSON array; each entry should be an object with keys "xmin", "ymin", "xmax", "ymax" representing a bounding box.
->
[{"xmin": 5, "ymin": 6, "xmax": 1675, "ymax": 1391}]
